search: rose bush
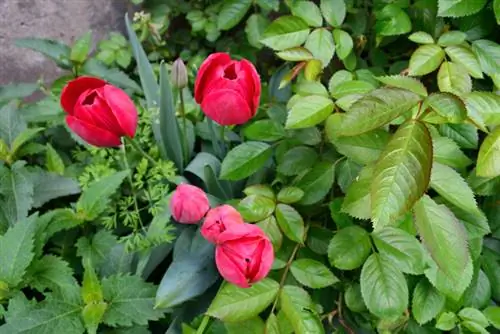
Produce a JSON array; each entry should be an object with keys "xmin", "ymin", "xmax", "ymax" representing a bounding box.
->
[{"xmin": 0, "ymin": 0, "xmax": 499, "ymax": 333}]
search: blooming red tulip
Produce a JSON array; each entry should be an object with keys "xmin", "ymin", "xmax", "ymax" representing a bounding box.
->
[
  {"xmin": 60, "ymin": 76, "xmax": 138, "ymax": 147},
  {"xmin": 215, "ymin": 224, "xmax": 274, "ymax": 288},
  {"xmin": 194, "ymin": 53, "xmax": 261, "ymax": 126},
  {"xmin": 170, "ymin": 184, "xmax": 209, "ymax": 224},
  {"xmin": 201, "ymin": 205, "xmax": 244, "ymax": 243}
]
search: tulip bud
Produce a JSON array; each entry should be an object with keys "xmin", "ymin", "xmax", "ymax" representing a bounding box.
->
[
  {"xmin": 171, "ymin": 58, "xmax": 188, "ymax": 89},
  {"xmin": 170, "ymin": 184, "xmax": 209, "ymax": 224},
  {"xmin": 215, "ymin": 224, "xmax": 274, "ymax": 288},
  {"xmin": 201, "ymin": 205, "xmax": 244, "ymax": 243}
]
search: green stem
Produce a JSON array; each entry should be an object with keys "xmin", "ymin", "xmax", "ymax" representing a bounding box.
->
[
  {"xmin": 178, "ymin": 88, "xmax": 189, "ymax": 162},
  {"xmin": 124, "ymin": 137, "xmax": 157, "ymax": 166},
  {"xmin": 195, "ymin": 315, "xmax": 211, "ymax": 334}
]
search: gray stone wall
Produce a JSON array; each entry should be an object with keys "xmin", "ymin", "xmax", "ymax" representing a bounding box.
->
[{"xmin": 0, "ymin": 0, "xmax": 130, "ymax": 85}]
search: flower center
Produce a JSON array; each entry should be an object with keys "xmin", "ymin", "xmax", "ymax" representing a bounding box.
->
[
  {"xmin": 223, "ymin": 63, "xmax": 237, "ymax": 80},
  {"xmin": 82, "ymin": 91, "xmax": 98, "ymax": 105}
]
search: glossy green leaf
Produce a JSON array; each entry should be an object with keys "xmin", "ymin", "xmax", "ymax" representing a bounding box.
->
[
  {"xmin": 462, "ymin": 269, "xmax": 492, "ymax": 309},
  {"xmin": 331, "ymin": 128, "xmax": 390, "ymax": 165},
  {"xmin": 409, "ymin": 31, "xmax": 435, "ymax": 44},
  {"xmin": 304, "ymin": 28, "xmax": 335, "ymax": 68},
  {"xmin": 336, "ymin": 159, "xmax": 362, "ymax": 192},
  {"xmin": 376, "ymin": 75, "xmax": 428, "ymax": 97},
  {"xmin": 477, "ymin": 127, "xmax": 500, "ymax": 178},
  {"xmin": 295, "ymin": 162, "xmax": 335, "ymax": 205},
  {"xmin": 436, "ymin": 312, "xmax": 458, "ymax": 331},
  {"xmin": 411, "ymin": 279, "xmax": 445, "ymax": 325},
  {"xmin": 243, "ymin": 185, "xmax": 275, "ymax": 199},
  {"xmin": 372, "ymin": 227, "xmax": 427, "ymax": 275},
  {"xmin": 345, "ymin": 283, "xmax": 367, "ymax": 312},
  {"xmin": 333, "ymin": 29, "xmax": 353, "ymax": 60},
  {"xmin": 375, "ymin": 4, "xmax": 412, "ymax": 36},
  {"xmin": 225, "ymin": 317, "xmax": 265, "ymax": 334},
  {"xmin": 467, "ymin": 168, "xmax": 500, "ymax": 196},
  {"xmin": 438, "ymin": 0, "xmax": 488, "ymax": 17},
  {"xmin": 303, "ymin": 59, "xmax": 322, "ymax": 81},
  {"xmin": 291, "ymin": 1, "xmax": 323, "ymax": 27},
  {"xmin": 320, "ymin": 0, "xmax": 346, "ymax": 27},
  {"xmin": 342, "ymin": 165, "xmax": 374, "ymax": 220},
  {"xmin": 245, "ymin": 14, "xmax": 269, "ymax": 49},
  {"xmin": 70, "ymin": 31, "xmax": 91, "ymax": 63},
  {"xmin": 433, "ymin": 135, "xmax": 473, "ymax": 169},
  {"xmin": 277, "ymin": 187, "xmax": 304, "ymax": 204},
  {"xmin": 458, "ymin": 308, "xmax": 489, "ymax": 328},
  {"xmin": 220, "ymin": 142, "xmax": 272, "ymax": 180},
  {"xmin": 244, "ymin": 119, "xmax": 285, "ymax": 142},
  {"xmin": 238, "ymin": 195, "xmax": 275, "ymax": 222},
  {"xmin": 280, "ymin": 286, "xmax": 324, "ymax": 334},
  {"xmin": 306, "ymin": 227, "xmax": 333, "ymax": 255},
  {"xmin": 257, "ymin": 216, "xmax": 283, "ymax": 251},
  {"xmin": 286, "ymin": 95, "xmax": 334, "ymax": 129},
  {"xmin": 275, "ymin": 204, "xmax": 305, "ymax": 243},
  {"xmin": 261, "ymin": 16, "xmax": 310, "ymax": 51},
  {"xmin": 444, "ymin": 45, "xmax": 483, "ymax": 79},
  {"xmin": 437, "ymin": 61, "xmax": 472, "ymax": 95},
  {"xmin": 424, "ymin": 92, "xmax": 467, "ymax": 123},
  {"xmin": 437, "ymin": 31, "xmax": 466, "ymax": 46},
  {"xmin": 360, "ymin": 253, "xmax": 409, "ymax": 319},
  {"xmin": 276, "ymin": 47, "xmax": 313, "ymax": 61},
  {"xmin": 409, "ymin": 44, "xmax": 445, "ymax": 76},
  {"xmin": 278, "ymin": 146, "xmax": 318, "ymax": 176},
  {"xmin": 371, "ymin": 121, "xmax": 432, "ymax": 229},
  {"xmin": 439, "ymin": 123, "xmax": 478, "ymax": 149},
  {"xmin": 207, "ymin": 279, "xmax": 279, "ymax": 322},
  {"xmin": 217, "ymin": 0, "xmax": 252, "ymax": 30},
  {"xmin": 465, "ymin": 92, "xmax": 500, "ymax": 126},
  {"xmin": 330, "ymin": 80, "xmax": 375, "ymax": 100},
  {"xmin": 328, "ymin": 70, "xmax": 353, "ymax": 95},
  {"xmin": 483, "ymin": 306, "xmax": 500, "ymax": 330},
  {"xmin": 472, "ymin": 39, "xmax": 500, "ymax": 76},
  {"xmin": 290, "ymin": 259, "xmax": 339, "ymax": 288},
  {"xmin": 328, "ymin": 226, "xmax": 371, "ymax": 270},
  {"xmin": 338, "ymin": 88, "xmax": 421, "ymax": 136}
]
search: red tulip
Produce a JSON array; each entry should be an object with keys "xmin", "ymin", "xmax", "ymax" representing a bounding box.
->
[
  {"xmin": 201, "ymin": 205, "xmax": 244, "ymax": 243},
  {"xmin": 194, "ymin": 53, "xmax": 261, "ymax": 126},
  {"xmin": 170, "ymin": 184, "xmax": 209, "ymax": 224},
  {"xmin": 60, "ymin": 76, "xmax": 138, "ymax": 147},
  {"xmin": 215, "ymin": 223, "xmax": 274, "ymax": 288}
]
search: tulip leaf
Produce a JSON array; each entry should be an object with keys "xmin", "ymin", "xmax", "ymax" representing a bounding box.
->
[
  {"xmin": 285, "ymin": 95, "xmax": 334, "ymax": 129},
  {"xmin": 409, "ymin": 44, "xmax": 445, "ymax": 76},
  {"xmin": 207, "ymin": 278, "xmax": 279, "ymax": 322},
  {"xmin": 328, "ymin": 226, "xmax": 371, "ymax": 270},
  {"xmin": 261, "ymin": 16, "xmax": 310, "ymax": 51},
  {"xmin": 338, "ymin": 88, "xmax": 421, "ymax": 136},
  {"xmin": 295, "ymin": 161, "xmax": 335, "ymax": 205},
  {"xmin": 371, "ymin": 121, "xmax": 432, "ymax": 229},
  {"xmin": 477, "ymin": 127, "xmax": 500, "ymax": 178},
  {"xmin": 280, "ymin": 286, "xmax": 324, "ymax": 334},
  {"xmin": 220, "ymin": 142, "xmax": 272, "ymax": 180},
  {"xmin": 275, "ymin": 204, "xmax": 305, "ymax": 243},
  {"xmin": 437, "ymin": 61, "xmax": 472, "ymax": 95},
  {"xmin": 411, "ymin": 278, "xmax": 446, "ymax": 325},
  {"xmin": 290, "ymin": 259, "xmax": 339, "ymax": 289}
]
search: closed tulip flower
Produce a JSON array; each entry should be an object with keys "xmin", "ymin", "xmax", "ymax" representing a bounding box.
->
[
  {"xmin": 60, "ymin": 76, "xmax": 138, "ymax": 147},
  {"xmin": 170, "ymin": 184, "xmax": 209, "ymax": 224},
  {"xmin": 194, "ymin": 52, "xmax": 261, "ymax": 126},
  {"xmin": 201, "ymin": 205, "xmax": 244, "ymax": 243},
  {"xmin": 215, "ymin": 224, "xmax": 274, "ymax": 288}
]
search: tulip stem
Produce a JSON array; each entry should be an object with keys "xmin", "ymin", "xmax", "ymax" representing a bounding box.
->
[
  {"xmin": 178, "ymin": 88, "xmax": 189, "ymax": 163},
  {"xmin": 195, "ymin": 314, "xmax": 211, "ymax": 334},
  {"xmin": 124, "ymin": 137, "xmax": 157, "ymax": 166}
]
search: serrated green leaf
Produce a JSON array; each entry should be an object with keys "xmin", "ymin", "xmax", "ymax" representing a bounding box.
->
[
  {"xmin": 225, "ymin": 317, "xmax": 265, "ymax": 334},
  {"xmin": 439, "ymin": 123, "xmax": 478, "ymax": 149},
  {"xmin": 277, "ymin": 146, "xmax": 318, "ymax": 176},
  {"xmin": 277, "ymin": 187, "xmax": 304, "ymax": 204},
  {"xmin": 372, "ymin": 227, "xmax": 427, "ymax": 275},
  {"xmin": 371, "ymin": 121, "xmax": 432, "ymax": 229},
  {"xmin": 331, "ymin": 126, "xmax": 390, "ymax": 165},
  {"xmin": 70, "ymin": 31, "xmax": 92, "ymax": 63},
  {"xmin": 257, "ymin": 216, "xmax": 283, "ymax": 251},
  {"xmin": 320, "ymin": 0, "xmax": 345, "ymax": 27},
  {"xmin": 290, "ymin": 259, "xmax": 338, "ymax": 289},
  {"xmin": 244, "ymin": 119, "xmax": 285, "ymax": 142},
  {"xmin": 438, "ymin": 0, "xmax": 488, "ymax": 17},
  {"xmin": 409, "ymin": 31, "xmax": 435, "ymax": 44},
  {"xmin": 444, "ymin": 45, "xmax": 483, "ymax": 79},
  {"xmin": 76, "ymin": 230, "xmax": 117, "ymax": 268},
  {"xmin": 376, "ymin": 75, "xmax": 428, "ymax": 97},
  {"xmin": 0, "ymin": 215, "xmax": 36, "ymax": 287},
  {"xmin": 220, "ymin": 142, "xmax": 272, "ymax": 180},
  {"xmin": 45, "ymin": 144, "xmax": 65, "ymax": 175},
  {"xmin": 465, "ymin": 92, "xmax": 500, "ymax": 126},
  {"xmin": 477, "ymin": 127, "xmax": 500, "ymax": 178},
  {"xmin": 472, "ymin": 39, "xmax": 500, "ymax": 76},
  {"xmin": 409, "ymin": 44, "xmax": 445, "ymax": 76},
  {"xmin": 433, "ymin": 135, "xmax": 473, "ymax": 169},
  {"xmin": 276, "ymin": 47, "xmax": 313, "ymax": 61},
  {"xmin": 10, "ymin": 127, "xmax": 44, "ymax": 158},
  {"xmin": 306, "ymin": 227, "xmax": 333, "ymax": 255},
  {"xmin": 275, "ymin": 204, "xmax": 305, "ymax": 243},
  {"xmin": 76, "ymin": 171, "xmax": 128, "ymax": 220},
  {"xmin": 330, "ymin": 80, "xmax": 376, "ymax": 100},
  {"xmin": 28, "ymin": 255, "xmax": 77, "ymax": 293},
  {"xmin": 329, "ymin": 198, "xmax": 354, "ymax": 229},
  {"xmin": 238, "ymin": 195, "xmax": 275, "ymax": 222},
  {"xmin": 0, "ymin": 83, "xmax": 39, "ymax": 104},
  {"xmin": 32, "ymin": 170, "xmax": 80, "ymax": 208},
  {"xmin": 345, "ymin": 283, "xmax": 367, "ymax": 312},
  {"xmin": 15, "ymin": 37, "xmax": 72, "ymax": 69},
  {"xmin": 328, "ymin": 70, "xmax": 353, "ymax": 95},
  {"xmin": 375, "ymin": 4, "xmax": 412, "ymax": 36},
  {"xmin": 437, "ymin": 31, "xmax": 466, "ymax": 47},
  {"xmin": 467, "ymin": 168, "xmax": 500, "ymax": 196},
  {"xmin": 328, "ymin": 226, "xmax": 371, "ymax": 270},
  {"xmin": 102, "ymin": 274, "xmax": 163, "ymax": 327},
  {"xmin": 338, "ymin": 88, "xmax": 421, "ymax": 136},
  {"xmin": 261, "ymin": 16, "xmax": 310, "ymax": 51},
  {"xmin": 295, "ymin": 161, "xmax": 335, "ymax": 205},
  {"xmin": 296, "ymin": 80, "xmax": 329, "ymax": 97},
  {"xmin": 286, "ymin": 95, "xmax": 334, "ymax": 129},
  {"xmin": 333, "ymin": 29, "xmax": 353, "ymax": 60},
  {"xmin": 207, "ymin": 279, "xmax": 279, "ymax": 323},
  {"xmin": 0, "ymin": 102, "xmax": 27, "ymax": 147},
  {"xmin": 342, "ymin": 165, "xmax": 374, "ymax": 220},
  {"xmin": 463, "ymin": 269, "xmax": 491, "ymax": 309},
  {"xmin": 291, "ymin": 1, "xmax": 323, "ymax": 27},
  {"xmin": 280, "ymin": 286, "xmax": 324, "ymax": 334},
  {"xmin": 245, "ymin": 14, "xmax": 269, "ymax": 49},
  {"xmin": 304, "ymin": 28, "xmax": 335, "ymax": 68},
  {"xmin": 414, "ymin": 195, "xmax": 470, "ymax": 285},
  {"xmin": 483, "ymin": 306, "xmax": 500, "ymax": 330},
  {"xmin": 437, "ymin": 61, "xmax": 472, "ymax": 95},
  {"xmin": 360, "ymin": 253, "xmax": 409, "ymax": 319},
  {"xmin": 217, "ymin": 0, "xmax": 252, "ymax": 30},
  {"xmin": 411, "ymin": 278, "xmax": 445, "ymax": 325},
  {"xmin": 336, "ymin": 159, "xmax": 362, "ymax": 192},
  {"xmin": 424, "ymin": 92, "xmax": 467, "ymax": 124},
  {"xmin": 265, "ymin": 314, "xmax": 280, "ymax": 334},
  {"xmin": 458, "ymin": 308, "xmax": 489, "ymax": 328},
  {"xmin": 0, "ymin": 161, "xmax": 34, "ymax": 227},
  {"xmin": 436, "ymin": 312, "xmax": 458, "ymax": 331}
]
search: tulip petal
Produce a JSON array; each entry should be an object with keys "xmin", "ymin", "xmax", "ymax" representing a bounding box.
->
[
  {"xmin": 170, "ymin": 184, "xmax": 209, "ymax": 224},
  {"xmin": 201, "ymin": 89, "xmax": 252, "ymax": 125},
  {"xmin": 194, "ymin": 53, "xmax": 231, "ymax": 103},
  {"xmin": 216, "ymin": 247, "xmax": 249, "ymax": 288},
  {"xmin": 217, "ymin": 223, "xmax": 265, "ymax": 243},
  {"xmin": 66, "ymin": 115, "xmax": 121, "ymax": 147},
  {"xmin": 60, "ymin": 76, "xmax": 107, "ymax": 114},
  {"xmin": 102, "ymin": 85, "xmax": 138, "ymax": 138},
  {"xmin": 240, "ymin": 59, "xmax": 261, "ymax": 114},
  {"xmin": 74, "ymin": 92, "xmax": 123, "ymax": 135},
  {"xmin": 251, "ymin": 239, "xmax": 274, "ymax": 283}
]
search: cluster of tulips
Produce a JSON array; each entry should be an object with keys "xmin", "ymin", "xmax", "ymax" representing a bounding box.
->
[{"xmin": 59, "ymin": 53, "xmax": 273, "ymax": 287}]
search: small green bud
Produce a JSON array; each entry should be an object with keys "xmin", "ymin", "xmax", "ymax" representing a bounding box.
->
[{"xmin": 171, "ymin": 58, "xmax": 188, "ymax": 89}]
